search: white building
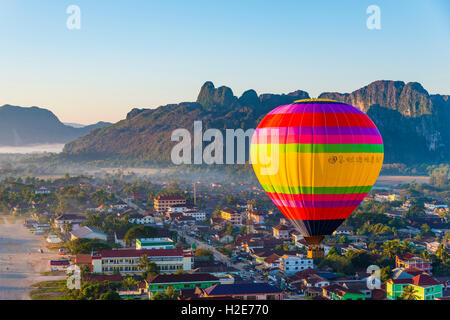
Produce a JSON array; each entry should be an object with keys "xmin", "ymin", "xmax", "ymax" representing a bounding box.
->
[
  {"xmin": 333, "ymin": 226, "xmax": 354, "ymax": 236},
  {"xmin": 35, "ymin": 187, "xmax": 51, "ymax": 195},
  {"xmin": 46, "ymin": 235, "xmax": 62, "ymax": 244},
  {"xmin": 183, "ymin": 209, "xmax": 206, "ymax": 221},
  {"xmin": 91, "ymin": 249, "xmax": 193, "ymax": 274},
  {"xmin": 136, "ymin": 237, "xmax": 175, "ymax": 250},
  {"xmin": 280, "ymin": 254, "xmax": 314, "ymax": 275},
  {"xmin": 168, "ymin": 204, "xmax": 188, "ymax": 213},
  {"xmin": 129, "ymin": 215, "xmax": 155, "ymax": 225}
]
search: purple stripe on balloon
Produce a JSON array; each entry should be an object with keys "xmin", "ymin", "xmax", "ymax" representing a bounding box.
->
[
  {"xmin": 268, "ymin": 103, "xmax": 365, "ymax": 115},
  {"xmin": 272, "ymin": 199, "xmax": 364, "ymax": 208},
  {"xmin": 255, "ymin": 126, "xmax": 381, "ymax": 136}
]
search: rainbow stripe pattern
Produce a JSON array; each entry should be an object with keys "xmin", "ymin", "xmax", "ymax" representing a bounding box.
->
[{"xmin": 250, "ymin": 99, "xmax": 384, "ymax": 237}]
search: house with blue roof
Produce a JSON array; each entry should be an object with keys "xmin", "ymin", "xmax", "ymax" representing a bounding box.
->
[{"xmin": 70, "ymin": 226, "xmax": 107, "ymax": 241}]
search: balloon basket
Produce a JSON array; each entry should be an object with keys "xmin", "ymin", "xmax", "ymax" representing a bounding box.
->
[
  {"xmin": 304, "ymin": 236, "xmax": 325, "ymax": 259},
  {"xmin": 307, "ymin": 246, "xmax": 325, "ymax": 259}
]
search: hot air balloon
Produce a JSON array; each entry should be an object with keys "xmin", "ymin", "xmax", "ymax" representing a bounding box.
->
[{"xmin": 250, "ymin": 99, "xmax": 383, "ymax": 259}]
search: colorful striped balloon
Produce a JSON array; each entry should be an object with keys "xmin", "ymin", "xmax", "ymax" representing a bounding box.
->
[{"xmin": 250, "ymin": 99, "xmax": 384, "ymax": 243}]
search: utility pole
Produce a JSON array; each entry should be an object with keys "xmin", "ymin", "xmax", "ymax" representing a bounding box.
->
[{"xmin": 193, "ymin": 183, "xmax": 197, "ymax": 206}]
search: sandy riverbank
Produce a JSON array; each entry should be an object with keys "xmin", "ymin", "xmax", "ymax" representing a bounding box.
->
[{"xmin": 0, "ymin": 217, "xmax": 66, "ymax": 300}]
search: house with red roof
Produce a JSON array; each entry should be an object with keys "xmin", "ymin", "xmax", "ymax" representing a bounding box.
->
[
  {"xmin": 91, "ymin": 248, "xmax": 193, "ymax": 275},
  {"xmin": 386, "ymin": 273, "xmax": 443, "ymax": 300}
]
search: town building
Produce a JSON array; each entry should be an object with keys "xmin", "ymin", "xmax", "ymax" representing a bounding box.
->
[
  {"xmin": 250, "ymin": 211, "xmax": 265, "ymax": 224},
  {"xmin": 146, "ymin": 274, "xmax": 220, "ymax": 298},
  {"xmin": 386, "ymin": 274, "xmax": 443, "ymax": 300},
  {"xmin": 273, "ymin": 224, "xmax": 290, "ymax": 239},
  {"xmin": 168, "ymin": 204, "xmax": 188, "ymax": 213},
  {"xmin": 111, "ymin": 200, "xmax": 128, "ymax": 211},
  {"xmin": 220, "ymin": 208, "xmax": 242, "ymax": 226},
  {"xmin": 91, "ymin": 249, "xmax": 193, "ymax": 274},
  {"xmin": 279, "ymin": 254, "xmax": 314, "ymax": 275},
  {"xmin": 213, "ymin": 232, "xmax": 234, "ymax": 244},
  {"xmin": 129, "ymin": 215, "xmax": 155, "ymax": 225},
  {"xmin": 70, "ymin": 226, "xmax": 108, "ymax": 241},
  {"xmin": 54, "ymin": 214, "xmax": 87, "ymax": 231},
  {"xmin": 136, "ymin": 237, "xmax": 175, "ymax": 250},
  {"xmin": 374, "ymin": 192, "xmax": 400, "ymax": 202},
  {"xmin": 395, "ymin": 253, "xmax": 432, "ymax": 273},
  {"xmin": 201, "ymin": 283, "xmax": 283, "ymax": 300},
  {"xmin": 154, "ymin": 195, "xmax": 186, "ymax": 213},
  {"xmin": 35, "ymin": 187, "xmax": 51, "ymax": 195},
  {"xmin": 183, "ymin": 209, "xmax": 207, "ymax": 221},
  {"xmin": 322, "ymin": 283, "xmax": 366, "ymax": 300},
  {"xmin": 333, "ymin": 226, "xmax": 354, "ymax": 236}
]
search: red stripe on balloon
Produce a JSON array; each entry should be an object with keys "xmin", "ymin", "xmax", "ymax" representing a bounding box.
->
[
  {"xmin": 276, "ymin": 206, "xmax": 357, "ymax": 220},
  {"xmin": 259, "ymin": 112, "xmax": 376, "ymax": 128},
  {"xmin": 266, "ymin": 192, "xmax": 368, "ymax": 202}
]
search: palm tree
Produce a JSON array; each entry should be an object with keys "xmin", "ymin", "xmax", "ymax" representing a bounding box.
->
[
  {"xmin": 165, "ymin": 286, "xmax": 180, "ymax": 300},
  {"xmin": 63, "ymin": 221, "xmax": 72, "ymax": 235},
  {"xmin": 400, "ymin": 285, "xmax": 420, "ymax": 300},
  {"xmin": 138, "ymin": 254, "xmax": 159, "ymax": 279}
]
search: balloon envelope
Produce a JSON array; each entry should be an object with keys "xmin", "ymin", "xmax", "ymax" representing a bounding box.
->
[{"xmin": 250, "ymin": 99, "xmax": 384, "ymax": 240}]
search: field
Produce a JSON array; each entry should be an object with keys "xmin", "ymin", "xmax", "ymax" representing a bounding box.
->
[
  {"xmin": 29, "ymin": 280, "xmax": 70, "ymax": 300},
  {"xmin": 375, "ymin": 175, "xmax": 429, "ymax": 187}
]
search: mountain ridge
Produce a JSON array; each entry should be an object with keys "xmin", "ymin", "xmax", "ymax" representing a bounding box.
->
[
  {"xmin": 63, "ymin": 80, "xmax": 450, "ymax": 164},
  {"xmin": 0, "ymin": 104, "xmax": 112, "ymax": 146}
]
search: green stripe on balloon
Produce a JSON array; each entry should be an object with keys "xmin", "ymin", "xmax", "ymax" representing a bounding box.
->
[
  {"xmin": 254, "ymin": 143, "xmax": 384, "ymax": 153},
  {"xmin": 261, "ymin": 185, "xmax": 373, "ymax": 194}
]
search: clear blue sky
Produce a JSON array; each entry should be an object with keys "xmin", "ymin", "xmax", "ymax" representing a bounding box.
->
[{"xmin": 0, "ymin": 0, "xmax": 449, "ymax": 124}]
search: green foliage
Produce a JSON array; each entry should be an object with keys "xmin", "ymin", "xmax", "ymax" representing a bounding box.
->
[
  {"xmin": 404, "ymin": 204, "xmax": 425, "ymax": 219},
  {"xmin": 400, "ymin": 285, "xmax": 419, "ymax": 300},
  {"xmin": 194, "ymin": 248, "xmax": 214, "ymax": 258},
  {"xmin": 68, "ymin": 238, "xmax": 112, "ymax": 254},
  {"xmin": 151, "ymin": 286, "xmax": 180, "ymax": 300},
  {"xmin": 99, "ymin": 290, "xmax": 121, "ymax": 300},
  {"xmin": 124, "ymin": 225, "xmax": 158, "ymax": 246},
  {"xmin": 138, "ymin": 254, "xmax": 160, "ymax": 279}
]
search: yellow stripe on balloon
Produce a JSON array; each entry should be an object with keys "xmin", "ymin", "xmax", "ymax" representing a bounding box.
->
[{"xmin": 250, "ymin": 149, "xmax": 383, "ymax": 188}]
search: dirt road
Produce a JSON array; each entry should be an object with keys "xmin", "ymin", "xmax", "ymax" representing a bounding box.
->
[{"xmin": 0, "ymin": 218, "xmax": 66, "ymax": 300}]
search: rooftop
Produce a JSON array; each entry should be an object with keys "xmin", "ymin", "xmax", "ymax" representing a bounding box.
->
[
  {"xmin": 204, "ymin": 283, "xmax": 282, "ymax": 296},
  {"xmin": 93, "ymin": 248, "xmax": 184, "ymax": 258},
  {"xmin": 71, "ymin": 226, "xmax": 107, "ymax": 238},
  {"xmin": 147, "ymin": 273, "xmax": 219, "ymax": 284},
  {"xmin": 156, "ymin": 195, "xmax": 185, "ymax": 201}
]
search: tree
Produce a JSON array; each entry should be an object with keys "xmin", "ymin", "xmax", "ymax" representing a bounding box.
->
[
  {"xmin": 420, "ymin": 224, "xmax": 433, "ymax": 237},
  {"xmin": 194, "ymin": 248, "xmax": 213, "ymax": 259},
  {"xmin": 69, "ymin": 239, "xmax": 112, "ymax": 254},
  {"xmin": 121, "ymin": 277, "xmax": 139, "ymax": 291},
  {"xmin": 63, "ymin": 221, "xmax": 73, "ymax": 235},
  {"xmin": 400, "ymin": 285, "xmax": 419, "ymax": 300},
  {"xmin": 327, "ymin": 247, "xmax": 341, "ymax": 256},
  {"xmin": 380, "ymin": 266, "xmax": 392, "ymax": 282},
  {"xmin": 124, "ymin": 225, "xmax": 158, "ymax": 246},
  {"xmin": 338, "ymin": 235, "xmax": 349, "ymax": 245},
  {"xmin": 151, "ymin": 286, "xmax": 180, "ymax": 300},
  {"xmin": 404, "ymin": 204, "xmax": 425, "ymax": 219},
  {"xmin": 138, "ymin": 254, "xmax": 159, "ymax": 279},
  {"xmin": 99, "ymin": 290, "xmax": 121, "ymax": 300}
]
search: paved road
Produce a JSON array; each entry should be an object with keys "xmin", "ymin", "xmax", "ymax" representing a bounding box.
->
[
  {"xmin": 174, "ymin": 230, "xmax": 250, "ymax": 274},
  {"xmin": 125, "ymin": 199, "xmax": 250, "ymax": 276}
]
